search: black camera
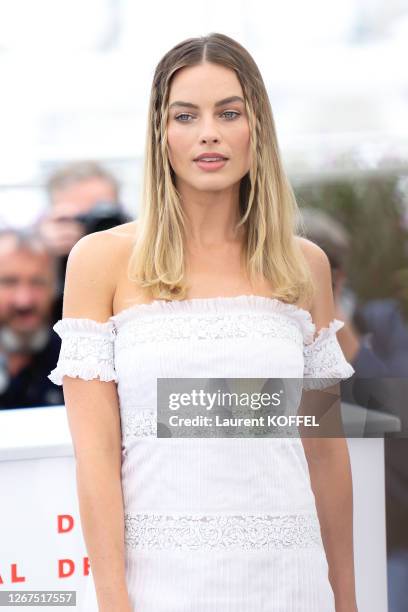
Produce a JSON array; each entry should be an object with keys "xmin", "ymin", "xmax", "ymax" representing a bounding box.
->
[{"xmin": 74, "ymin": 202, "xmax": 130, "ymax": 235}]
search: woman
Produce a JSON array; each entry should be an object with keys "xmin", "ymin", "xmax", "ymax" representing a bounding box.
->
[{"xmin": 49, "ymin": 33, "xmax": 358, "ymax": 612}]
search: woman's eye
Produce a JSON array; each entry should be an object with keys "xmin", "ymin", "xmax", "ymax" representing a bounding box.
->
[
  {"xmin": 174, "ymin": 111, "xmax": 240, "ymax": 122},
  {"xmin": 175, "ymin": 113, "xmax": 193, "ymax": 122},
  {"xmin": 222, "ymin": 111, "xmax": 240, "ymax": 120}
]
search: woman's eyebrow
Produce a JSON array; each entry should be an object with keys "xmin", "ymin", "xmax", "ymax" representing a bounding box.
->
[
  {"xmin": 214, "ymin": 96, "xmax": 244, "ymax": 107},
  {"xmin": 169, "ymin": 95, "xmax": 245, "ymax": 110}
]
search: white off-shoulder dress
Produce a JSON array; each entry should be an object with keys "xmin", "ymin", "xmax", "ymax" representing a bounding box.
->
[{"xmin": 48, "ymin": 295, "xmax": 355, "ymax": 612}]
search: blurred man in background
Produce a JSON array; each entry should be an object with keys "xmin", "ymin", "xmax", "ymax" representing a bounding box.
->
[
  {"xmin": 299, "ymin": 206, "xmax": 408, "ymax": 612},
  {"xmin": 36, "ymin": 160, "xmax": 130, "ymax": 322},
  {"xmin": 0, "ymin": 229, "xmax": 63, "ymax": 408},
  {"xmin": 299, "ymin": 206, "xmax": 389, "ymax": 380}
]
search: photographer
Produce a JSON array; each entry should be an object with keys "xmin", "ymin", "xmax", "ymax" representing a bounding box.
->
[{"xmin": 36, "ymin": 160, "xmax": 130, "ymax": 322}]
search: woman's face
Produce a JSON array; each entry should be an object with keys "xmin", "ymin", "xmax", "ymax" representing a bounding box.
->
[{"xmin": 167, "ymin": 62, "xmax": 251, "ymax": 195}]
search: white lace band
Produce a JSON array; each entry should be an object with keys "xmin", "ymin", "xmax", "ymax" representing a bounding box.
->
[
  {"xmin": 48, "ymin": 318, "xmax": 118, "ymax": 385},
  {"xmin": 124, "ymin": 512, "xmax": 323, "ymax": 551},
  {"xmin": 302, "ymin": 319, "xmax": 355, "ymax": 390}
]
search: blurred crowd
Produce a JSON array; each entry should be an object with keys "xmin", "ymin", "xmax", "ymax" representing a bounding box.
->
[
  {"xmin": 301, "ymin": 206, "xmax": 408, "ymax": 612},
  {"xmin": 0, "ymin": 160, "xmax": 130, "ymax": 409},
  {"xmin": 0, "ymin": 161, "xmax": 407, "ymax": 610}
]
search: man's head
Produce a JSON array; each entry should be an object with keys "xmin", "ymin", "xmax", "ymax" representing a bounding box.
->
[
  {"xmin": 0, "ymin": 229, "xmax": 57, "ymax": 351},
  {"xmin": 46, "ymin": 160, "xmax": 120, "ymax": 213},
  {"xmin": 40, "ymin": 161, "xmax": 124, "ymax": 257}
]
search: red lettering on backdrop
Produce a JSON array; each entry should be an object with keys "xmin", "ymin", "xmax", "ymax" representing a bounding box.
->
[
  {"xmin": 84, "ymin": 557, "xmax": 90, "ymax": 576},
  {"xmin": 11, "ymin": 564, "xmax": 26, "ymax": 582},
  {"xmin": 58, "ymin": 515, "xmax": 74, "ymax": 533},
  {"xmin": 58, "ymin": 559, "xmax": 91, "ymax": 578},
  {"xmin": 59, "ymin": 560, "xmax": 75, "ymax": 578}
]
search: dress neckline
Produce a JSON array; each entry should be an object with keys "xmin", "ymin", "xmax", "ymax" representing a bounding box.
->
[
  {"xmin": 110, "ymin": 294, "xmax": 311, "ymax": 319},
  {"xmin": 109, "ymin": 294, "xmax": 318, "ymax": 343}
]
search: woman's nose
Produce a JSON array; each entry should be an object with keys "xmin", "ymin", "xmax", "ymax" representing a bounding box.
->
[
  {"xmin": 199, "ymin": 117, "xmax": 221, "ymax": 144},
  {"xmin": 200, "ymin": 134, "xmax": 220, "ymax": 144}
]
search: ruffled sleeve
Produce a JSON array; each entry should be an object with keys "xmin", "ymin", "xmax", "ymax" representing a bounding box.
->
[
  {"xmin": 48, "ymin": 318, "xmax": 118, "ymax": 386},
  {"xmin": 303, "ymin": 319, "xmax": 355, "ymax": 390}
]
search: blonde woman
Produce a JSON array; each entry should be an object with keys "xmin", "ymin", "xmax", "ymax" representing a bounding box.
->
[{"xmin": 49, "ymin": 33, "xmax": 358, "ymax": 612}]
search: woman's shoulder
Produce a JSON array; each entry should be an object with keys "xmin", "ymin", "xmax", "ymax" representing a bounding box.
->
[
  {"xmin": 295, "ymin": 235, "xmax": 331, "ymax": 279},
  {"xmin": 295, "ymin": 235, "xmax": 337, "ymax": 328},
  {"xmin": 105, "ymin": 219, "xmax": 139, "ymax": 239},
  {"xmin": 69, "ymin": 220, "xmax": 138, "ymax": 264},
  {"xmin": 62, "ymin": 220, "xmax": 139, "ymax": 320}
]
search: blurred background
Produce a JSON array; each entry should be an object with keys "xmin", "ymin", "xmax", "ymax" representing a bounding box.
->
[
  {"xmin": 2, "ymin": 0, "xmax": 408, "ymax": 313},
  {"xmin": 1, "ymin": 0, "xmax": 408, "ymax": 228},
  {"xmin": 1, "ymin": 1, "xmax": 408, "ymax": 610}
]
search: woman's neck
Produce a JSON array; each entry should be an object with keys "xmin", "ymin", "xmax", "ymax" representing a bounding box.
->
[{"xmin": 178, "ymin": 183, "xmax": 244, "ymax": 249}]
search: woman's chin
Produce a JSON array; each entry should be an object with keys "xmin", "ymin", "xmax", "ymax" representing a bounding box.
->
[{"xmin": 187, "ymin": 177, "xmax": 240, "ymax": 194}]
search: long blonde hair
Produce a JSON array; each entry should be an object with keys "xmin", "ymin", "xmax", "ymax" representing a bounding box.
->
[{"xmin": 128, "ymin": 32, "xmax": 314, "ymax": 305}]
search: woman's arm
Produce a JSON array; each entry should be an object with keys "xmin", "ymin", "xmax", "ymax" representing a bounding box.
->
[
  {"xmin": 61, "ymin": 232, "xmax": 132, "ymax": 612},
  {"xmin": 299, "ymin": 239, "xmax": 358, "ymax": 611},
  {"xmin": 301, "ymin": 417, "xmax": 358, "ymax": 611}
]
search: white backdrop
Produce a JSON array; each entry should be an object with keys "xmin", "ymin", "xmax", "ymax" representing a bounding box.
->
[{"xmin": 0, "ymin": 0, "xmax": 407, "ymax": 228}]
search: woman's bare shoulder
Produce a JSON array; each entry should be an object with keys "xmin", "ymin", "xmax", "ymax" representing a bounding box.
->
[
  {"xmin": 295, "ymin": 235, "xmax": 330, "ymax": 273},
  {"xmin": 68, "ymin": 220, "xmax": 137, "ymax": 266},
  {"xmin": 295, "ymin": 235, "xmax": 335, "ymax": 319},
  {"xmin": 105, "ymin": 219, "xmax": 139, "ymax": 239},
  {"xmin": 62, "ymin": 220, "xmax": 139, "ymax": 320}
]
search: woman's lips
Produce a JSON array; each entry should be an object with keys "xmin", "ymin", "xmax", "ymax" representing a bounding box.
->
[{"xmin": 194, "ymin": 158, "xmax": 228, "ymax": 172}]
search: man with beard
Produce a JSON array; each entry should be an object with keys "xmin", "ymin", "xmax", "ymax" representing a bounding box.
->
[{"xmin": 0, "ymin": 228, "xmax": 64, "ymax": 409}]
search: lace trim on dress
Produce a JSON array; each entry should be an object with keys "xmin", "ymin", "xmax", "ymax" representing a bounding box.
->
[
  {"xmin": 121, "ymin": 408, "xmax": 156, "ymax": 439},
  {"xmin": 120, "ymin": 408, "xmax": 301, "ymax": 440},
  {"xmin": 115, "ymin": 312, "xmax": 307, "ymax": 349},
  {"xmin": 47, "ymin": 299, "xmax": 355, "ymax": 390},
  {"xmin": 110, "ymin": 294, "xmax": 316, "ymax": 345},
  {"xmin": 303, "ymin": 319, "xmax": 355, "ymax": 390},
  {"xmin": 124, "ymin": 511, "xmax": 323, "ymax": 551},
  {"xmin": 48, "ymin": 318, "xmax": 118, "ymax": 386}
]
